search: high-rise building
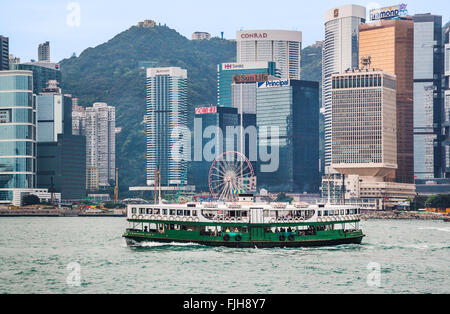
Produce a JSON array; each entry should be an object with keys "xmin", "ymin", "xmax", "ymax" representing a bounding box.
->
[
  {"xmin": 331, "ymin": 70, "xmax": 398, "ymax": 178},
  {"xmin": 0, "ymin": 35, "xmax": 9, "ymax": 71},
  {"xmin": 413, "ymin": 14, "xmax": 444, "ymax": 180},
  {"xmin": 38, "ymin": 41, "xmax": 50, "ymax": 62},
  {"xmin": 0, "ymin": 70, "xmax": 37, "ymax": 205},
  {"xmin": 9, "ymin": 54, "xmax": 20, "ymax": 68},
  {"xmin": 189, "ymin": 106, "xmax": 239, "ymax": 192},
  {"xmin": 444, "ymin": 27, "xmax": 450, "ymax": 178},
  {"xmin": 36, "ymin": 80, "xmax": 71, "ymax": 142},
  {"xmin": 329, "ymin": 67, "xmax": 415, "ymax": 210},
  {"xmin": 11, "ymin": 62, "xmax": 61, "ymax": 94},
  {"xmin": 217, "ymin": 61, "xmax": 277, "ymax": 108},
  {"xmin": 85, "ymin": 103, "xmax": 116, "ymax": 190},
  {"xmin": 256, "ymin": 79, "xmax": 320, "ymax": 193},
  {"xmin": 36, "ymin": 134, "xmax": 86, "ymax": 200},
  {"xmin": 146, "ymin": 67, "xmax": 188, "ymax": 186},
  {"xmin": 359, "ymin": 18, "xmax": 415, "ymax": 184},
  {"xmin": 72, "ymin": 104, "xmax": 86, "ymax": 136},
  {"xmin": 236, "ymin": 30, "xmax": 302, "ymax": 80},
  {"xmin": 322, "ymin": 5, "xmax": 366, "ymax": 171}
]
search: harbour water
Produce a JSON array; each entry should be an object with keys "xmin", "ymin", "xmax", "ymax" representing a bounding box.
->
[{"xmin": 0, "ymin": 217, "xmax": 448, "ymax": 294}]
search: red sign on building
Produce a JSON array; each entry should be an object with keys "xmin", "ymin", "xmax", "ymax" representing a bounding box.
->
[{"xmin": 195, "ymin": 107, "xmax": 217, "ymax": 115}]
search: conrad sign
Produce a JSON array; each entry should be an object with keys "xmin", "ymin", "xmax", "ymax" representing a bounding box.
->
[{"xmin": 240, "ymin": 32, "xmax": 268, "ymax": 39}]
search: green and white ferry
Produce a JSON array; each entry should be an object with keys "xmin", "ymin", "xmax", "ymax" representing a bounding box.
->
[{"xmin": 123, "ymin": 195, "xmax": 365, "ymax": 248}]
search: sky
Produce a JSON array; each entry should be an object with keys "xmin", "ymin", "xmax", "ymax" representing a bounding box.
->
[{"xmin": 1, "ymin": 0, "xmax": 449, "ymax": 63}]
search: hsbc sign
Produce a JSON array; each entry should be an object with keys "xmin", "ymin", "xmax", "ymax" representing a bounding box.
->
[{"xmin": 222, "ymin": 63, "xmax": 245, "ymax": 70}]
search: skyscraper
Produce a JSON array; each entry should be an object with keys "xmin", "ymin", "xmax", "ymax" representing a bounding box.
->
[
  {"xmin": 72, "ymin": 104, "xmax": 86, "ymax": 136},
  {"xmin": 36, "ymin": 81, "xmax": 67, "ymax": 143},
  {"xmin": 331, "ymin": 69, "xmax": 398, "ymax": 178},
  {"xmin": 0, "ymin": 35, "xmax": 9, "ymax": 71},
  {"xmin": 189, "ymin": 106, "xmax": 239, "ymax": 192},
  {"xmin": 359, "ymin": 18, "xmax": 415, "ymax": 184},
  {"xmin": 85, "ymin": 103, "xmax": 116, "ymax": 190},
  {"xmin": 413, "ymin": 14, "xmax": 444, "ymax": 180},
  {"xmin": 330, "ymin": 67, "xmax": 415, "ymax": 210},
  {"xmin": 444, "ymin": 27, "xmax": 450, "ymax": 178},
  {"xmin": 38, "ymin": 41, "xmax": 50, "ymax": 62},
  {"xmin": 11, "ymin": 62, "xmax": 61, "ymax": 94},
  {"xmin": 0, "ymin": 70, "xmax": 36, "ymax": 205},
  {"xmin": 256, "ymin": 79, "xmax": 320, "ymax": 193},
  {"xmin": 236, "ymin": 30, "xmax": 302, "ymax": 80},
  {"xmin": 322, "ymin": 5, "xmax": 366, "ymax": 171},
  {"xmin": 217, "ymin": 61, "xmax": 277, "ymax": 108},
  {"xmin": 146, "ymin": 67, "xmax": 188, "ymax": 186}
]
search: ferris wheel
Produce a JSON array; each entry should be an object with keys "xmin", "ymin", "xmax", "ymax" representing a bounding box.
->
[{"xmin": 208, "ymin": 151, "xmax": 256, "ymax": 201}]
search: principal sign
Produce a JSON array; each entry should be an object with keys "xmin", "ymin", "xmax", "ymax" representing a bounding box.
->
[
  {"xmin": 257, "ymin": 80, "xmax": 290, "ymax": 89},
  {"xmin": 369, "ymin": 4, "xmax": 408, "ymax": 21}
]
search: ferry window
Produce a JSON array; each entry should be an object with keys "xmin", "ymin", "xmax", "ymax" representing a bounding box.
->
[
  {"xmin": 318, "ymin": 211, "xmax": 322, "ymax": 217},
  {"xmin": 184, "ymin": 210, "xmax": 190, "ymax": 216},
  {"xmin": 324, "ymin": 211, "xmax": 329, "ymax": 217},
  {"xmin": 169, "ymin": 209, "xmax": 175, "ymax": 216},
  {"xmin": 131, "ymin": 208, "xmax": 136, "ymax": 214},
  {"xmin": 163, "ymin": 209, "xmax": 167, "ymax": 215},
  {"xmin": 346, "ymin": 209, "xmax": 350, "ymax": 215},
  {"xmin": 192, "ymin": 210, "xmax": 198, "ymax": 217},
  {"xmin": 146, "ymin": 208, "xmax": 153, "ymax": 215},
  {"xmin": 139, "ymin": 208, "xmax": 145, "ymax": 214},
  {"xmin": 340, "ymin": 210, "xmax": 344, "ymax": 215},
  {"xmin": 242, "ymin": 211, "xmax": 248, "ymax": 217},
  {"xmin": 329, "ymin": 210, "xmax": 334, "ymax": 216},
  {"xmin": 177, "ymin": 210, "xmax": 183, "ymax": 216},
  {"xmin": 154, "ymin": 209, "xmax": 160, "ymax": 215}
]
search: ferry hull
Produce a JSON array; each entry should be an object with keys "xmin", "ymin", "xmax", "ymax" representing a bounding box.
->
[{"xmin": 123, "ymin": 234, "xmax": 364, "ymax": 248}]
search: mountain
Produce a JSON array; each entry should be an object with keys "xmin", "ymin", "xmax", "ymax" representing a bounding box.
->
[
  {"xmin": 60, "ymin": 24, "xmax": 323, "ymax": 192},
  {"xmin": 60, "ymin": 25, "xmax": 236, "ymax": 191}
]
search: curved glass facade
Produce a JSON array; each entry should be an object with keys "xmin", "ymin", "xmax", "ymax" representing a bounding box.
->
[
  {"xmin": 0, "ymin": 92, "xmax": 33, "ymax": 107},
  {"xmin": 0, "ymin": 141, "xmax": 34, "ymax": 157},
  {"xmin": 0, "ymin": 75, "xmax": 32, "ymax": 91},
  {"xmin": 0, "ymin": 71, "xmax": 36, "ymax": 202}
]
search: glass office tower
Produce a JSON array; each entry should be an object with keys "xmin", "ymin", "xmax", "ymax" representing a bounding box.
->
[
  {"xmin": 217, "ymin": 61, "xmax": 276, "ymax": 108},
  {"xmin": 256, "ymin": 79, "xmax": 320, "ymax": 193},
  {"xmin": 11, "ymin": 62, "xmax": 61, "ymax": 94},
  {"xmin": 413, "ymin": 14, "xmax": 444, "ymax": 179},
  {"xmin": 322, "ymin": 5, "xmax": 366, "ymax": 171},
  {"xmin": 146, "ymin": 67, "xmax": 188, "ymax": 186},
  {"xmin": 0, "ymin": 71, "xmax": 36, "ymax": 204},
  {"xmin": 189, "ymin": 106, "xmax": 239, "ymax": 192}
]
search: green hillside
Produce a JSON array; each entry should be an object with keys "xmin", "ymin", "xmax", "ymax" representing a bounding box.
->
[
  {"xmin": 60, "ymin": 24, "xmax": 323, "ymax": 192},
  {"xmin": 60, "ymin": 25, "xmax": 236, "ymax": 190}
]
